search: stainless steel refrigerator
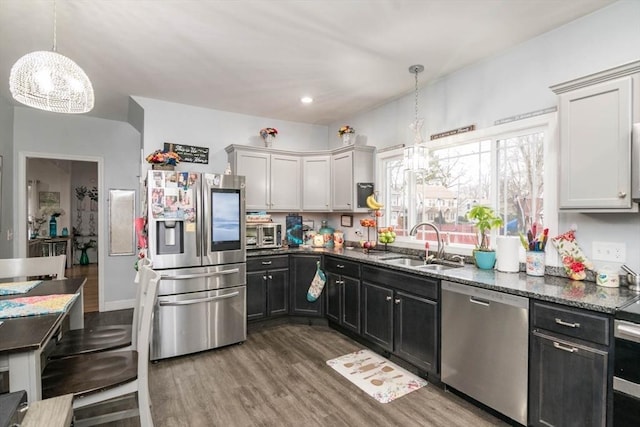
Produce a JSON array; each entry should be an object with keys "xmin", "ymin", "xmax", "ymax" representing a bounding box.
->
[{"xmin": 146, "ymin": 171, "xmax": 246, "ymax": 360}]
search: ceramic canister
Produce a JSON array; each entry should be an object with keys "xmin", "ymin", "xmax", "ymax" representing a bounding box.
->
[{"xmin": 596, "ymin": 266, "xmax": 620, "ymax": 287}]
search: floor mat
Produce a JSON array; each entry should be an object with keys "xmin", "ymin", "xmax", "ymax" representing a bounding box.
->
[{"xmin": 326, "ymin": 348, "xmax": 427, "ymax": 403}]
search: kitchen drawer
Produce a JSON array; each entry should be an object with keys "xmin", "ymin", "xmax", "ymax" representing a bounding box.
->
[
  {"xmin": 247, "ymin": 255, "xmax": 289, "ymax": 272},
  {"xmin": 324, "ymin": 256, "xmax": 360, "ymax": 278},
  {"xmin": 532, "ymin": 301, "xmax": 610, "ymax": 346},
  {"xmin": 362, "ymin": 266, "xmax": 438, "ymax": 300}
]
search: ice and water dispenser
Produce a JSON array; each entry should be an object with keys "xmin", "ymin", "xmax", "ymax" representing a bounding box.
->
[{"xmin": 155, "ymin": 220, "xmax": 185, "ymax": 255}]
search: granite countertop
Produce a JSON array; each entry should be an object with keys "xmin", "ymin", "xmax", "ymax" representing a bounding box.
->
[{"xmin": 248, "ymin": 246, "xmax": 640, "ymax": 314}]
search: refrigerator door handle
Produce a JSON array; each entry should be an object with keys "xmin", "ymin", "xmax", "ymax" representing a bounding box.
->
[
  {"xmin": 159, "ymin": 291, "xmax": 241, "ymax": 306},
  {"xmin": 161, "ymin": 268, "xmax": 240, "ymax": 280},
  {"xmin": 195, "ymin": 177, "xmax": 202, "ymax": 257}
]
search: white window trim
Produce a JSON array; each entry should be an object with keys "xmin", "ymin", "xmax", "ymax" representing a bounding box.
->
[{"xmin": 375, "ymin": 113, "xmax": 559, "ymax": 264}]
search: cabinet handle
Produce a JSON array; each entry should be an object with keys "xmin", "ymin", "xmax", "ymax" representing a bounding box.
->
[
  {"xmin": 268, "ymin": 275, "xmax": 273, "ymax": 280},
  {"xmin": 553, "ymin": 342, "xmax": 578, "ymax": 353},
  {"xmin": 336, "ymin": 264, "xmax": 344, "ymax": 268},
  {"xmin": 394, "ymin": 298, "xmax": 401, "ymax": 304},
  {"xmin": 618, "ymin": 191, "xmax": 627, "ymax": 198},
  {"xmin": 555, "ymin": 318, "xmax": 580, "ymax": 328},
  {"xmin": 386, "ymin": 296, "xmax": 392, "ymax": 301},
  {"xmin": 262, "ymin": 276, "xmax": 267, "ymax": 280},
  {"xmin": 261, "ymin": 261, "xmax": 272, "ymax": 265}
]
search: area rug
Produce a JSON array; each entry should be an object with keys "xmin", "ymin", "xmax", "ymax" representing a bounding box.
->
[{"xmin": 326, "ymin": 349, "xmax": 427, "ymax": 403}]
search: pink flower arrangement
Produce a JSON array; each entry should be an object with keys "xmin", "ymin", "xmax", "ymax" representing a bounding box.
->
[{"xmin": 260, "ymin": 128, "xmax": 278, "ymax": 138}]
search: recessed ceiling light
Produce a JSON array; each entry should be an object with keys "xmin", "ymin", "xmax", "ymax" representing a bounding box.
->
[{"xmin": 300, "ymin": 96, "xmax": 313, "ymax": 104}]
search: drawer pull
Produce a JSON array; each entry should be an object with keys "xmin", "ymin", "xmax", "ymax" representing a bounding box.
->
[
  {"xmin": 555, "ymin": 318, "xmax": 580, "ymax": 328},
  {"xmin": 553, "ymin": 342, "xmax": 578, "ymax": 353},
  {"xmin": 394, "ymin": 298, "xmax": 401, "ymax": 304},
  {"xmin": 386, "ymin": 296, "xmax": 392, "ymax": 301},
  {"xmin": 336, "ymin": 264, "xmax": 344, "ymax": 269},
  {"xmin": 261, "ymin": 261, "xmax": 272, "ymax": 265}
]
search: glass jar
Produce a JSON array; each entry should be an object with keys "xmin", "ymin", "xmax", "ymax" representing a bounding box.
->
[
  {"xmin": 319, "ymin": 220, "xmax": 334, "ymax": 248},
  {"xmin": 49, "ymin": 216, "xmax": 57, "ymax": 238}
]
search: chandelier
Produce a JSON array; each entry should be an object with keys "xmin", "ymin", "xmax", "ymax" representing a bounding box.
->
[
  {"xmin": 404, "ymin": 64, "xmax": 428, "ymax": 171},
  {"xmin": 9, "ymin": 0, "xmax": 94, "ymax": 114}
]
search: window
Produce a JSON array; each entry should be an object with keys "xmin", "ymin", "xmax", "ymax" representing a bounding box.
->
[{"xmin": 376, "ymin": 114, "xmax": 556, "ymax": 255}]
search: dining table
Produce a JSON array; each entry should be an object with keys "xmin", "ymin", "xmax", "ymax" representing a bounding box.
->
[{"xmin": 0, "ymin": 277, "xmax": 85, "ymax": 402}]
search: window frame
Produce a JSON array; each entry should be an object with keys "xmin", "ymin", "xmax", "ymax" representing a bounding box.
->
[{"xmin": 376, "ymin": 113, "xmax": 558, "ymax": 260}]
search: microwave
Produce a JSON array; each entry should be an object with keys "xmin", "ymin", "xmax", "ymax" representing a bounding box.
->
[{"xmin": 246, "ymin": 223, "xmax": 281, "ymax": 249}]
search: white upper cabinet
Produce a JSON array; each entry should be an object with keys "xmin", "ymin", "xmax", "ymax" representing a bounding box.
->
[
  {"xmin": 551, "ymin": 61, "xmax": 640, "ymax": 212},
  {"xmin": 227, "ymin": 147, "xmax": 300, "ymax": 211},
  {"xmin": 227, "ymin": 144, "xmax": 375, "ymax": 213},
  {"xmin": 302, "ymin": 155, "xmax": 331, "ymax": 211},
  {"xmin": 331, "ymin": 146, "xmax": 374, "ymax": 212}
]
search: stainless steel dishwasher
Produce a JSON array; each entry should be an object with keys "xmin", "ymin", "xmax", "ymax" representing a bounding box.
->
[{"xmin": 441, "ymin": 280, "xmax": 529, "ymax": 425}]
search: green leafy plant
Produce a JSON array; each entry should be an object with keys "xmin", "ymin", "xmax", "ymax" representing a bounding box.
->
[{"xmin": 466, "ymin": 205, "xmax": 503, "ymax": 251}]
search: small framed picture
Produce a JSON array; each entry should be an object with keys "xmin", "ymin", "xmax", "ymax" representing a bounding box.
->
[{"xmin": 341, "ymin": 214, "xmax": 353, "ymax": 227}]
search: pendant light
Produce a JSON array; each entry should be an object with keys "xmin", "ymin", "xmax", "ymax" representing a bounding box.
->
[
  {"xmin": 404, "ymin": 64, "xmax": 428, "ymax": 171},
  {"xmin": 9, "ymin": 0, "xmax": 94, "ymax": 114}
]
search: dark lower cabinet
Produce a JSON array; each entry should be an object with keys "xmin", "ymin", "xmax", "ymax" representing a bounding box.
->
[
  {"xmin": 362, "ymin": 282, "xmax": 393, "ymax": 351},
  {"xmin": 325, "ymin": 256, "xmax": 361, "ymax": 334},
  {"xmin": 530, "ymin": 331, "xmax": 608, "ymax": 427},
  {"xmin": 361, "ymin": 266, "xmax": 439, "ymax": 376},
  {"xmin": 289, "ymin": 254, "xmax": 324, "ymax": 317},
  {"xmin": 529, "ymin": 301, "xmax": 611, "ymax": 427},
  {"xmin": 246, "ymin": 255, "xmax": 289, "ymax": 321},
  {"xmin": 394, "ymin": 291, "xmax": 437, "ymax": 373}
]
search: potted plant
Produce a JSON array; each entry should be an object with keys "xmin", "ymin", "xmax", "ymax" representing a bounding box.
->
[{"xmin": 467, "ymin": 205, "xmax": 503, "ymax": 270}]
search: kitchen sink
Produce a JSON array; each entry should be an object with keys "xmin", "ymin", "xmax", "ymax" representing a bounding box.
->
[
  {"xmin": 414, "ymin": 264, "xmax": 455, "ymax": 272},
  {"xmin": 382, "ymin": 257, "xmax": 425, "ymax": 267}
]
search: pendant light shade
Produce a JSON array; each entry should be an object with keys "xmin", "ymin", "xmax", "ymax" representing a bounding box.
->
[
  {"xmin": 404, "ymin": 64, "xmax": 428, "ymax": 171},
  {"xmin": 10, "ymin": 51, "xmax": 94, "ymax": 114},
  {"xmin": 9, "ymin": 0, "xmax": 94, "ymax": 114}
]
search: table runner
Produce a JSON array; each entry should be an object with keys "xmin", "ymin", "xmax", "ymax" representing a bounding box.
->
[
  {"xmin": 0, "ymin": 280, "xmax": 42, "ymax": 296},
  {"xmin": 0, "ymin": 293, "xmax": 79, "ymax": 320}
]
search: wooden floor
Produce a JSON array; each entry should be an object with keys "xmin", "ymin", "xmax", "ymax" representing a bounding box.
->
[
  {"xmin": 65, "ymin": 263, "xmax": 98, "ymax": 312},
  {"xmin": 144, "ymin": 323, "xmax": 508, "ymax": 427}
]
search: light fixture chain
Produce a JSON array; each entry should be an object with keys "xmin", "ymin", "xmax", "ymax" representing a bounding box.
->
[
  {"xmin": 52, "ymin": 0, "xmax": 57, "ymax": 52},
  {"xmin": 414, "ymin": 69, "xmax": 419, "ymax": 123}
]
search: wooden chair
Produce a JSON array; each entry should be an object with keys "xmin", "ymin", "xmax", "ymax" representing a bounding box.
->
[
  {"xmin": 48, "ymin": 258, "xmax": 152, "ymax": 360},
  {"xmin": 42, "ymin": 262, "xmax": 160, "ymax": 427},
  {"xmin": 0, "ymin": 255, "xmax": 66, "ymax": 280}
]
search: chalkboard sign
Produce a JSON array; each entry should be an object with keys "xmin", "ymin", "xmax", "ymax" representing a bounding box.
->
[
  {"xmin": 164, "ymin": 142, "xmax": 209, "ymax": 164},
  {"xmin": 357, "ymin": 182, "xmax": 374, "ymax": 208}
]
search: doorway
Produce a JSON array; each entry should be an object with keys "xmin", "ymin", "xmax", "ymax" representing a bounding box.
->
[{"xmin": 18, "ymin": 152, "xmax": 104, "ymax": 313}]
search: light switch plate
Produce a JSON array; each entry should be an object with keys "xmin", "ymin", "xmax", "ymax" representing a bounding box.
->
[{"xmin": 592, "ymin": 241, "xmax": 626, "ymax": 262}]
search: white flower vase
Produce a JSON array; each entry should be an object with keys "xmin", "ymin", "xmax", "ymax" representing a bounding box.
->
[
  {"xmin": 264, "ymin": 134, "xmax": 275, "ymax": 147},
  {"xmin": 342, "ymin": 133, "xmax": 354, "ymax": 146}
]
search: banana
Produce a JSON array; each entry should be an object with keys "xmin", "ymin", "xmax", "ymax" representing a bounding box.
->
[{"xmin": 366, "ymin": 193, "xmax": 384, "ymax": 210}]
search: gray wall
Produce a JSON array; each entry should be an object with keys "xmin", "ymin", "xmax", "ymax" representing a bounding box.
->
[
  {"xmin": 0, "ymin": 96, "xmax": 14, "ymax": 258},
  {"xmin": 12, "ymin": 108, "xmax": 141, "ymax": 309},
  {"xmin": 328, "ymin": 0, "xmax": 640, "ymax": 272}
]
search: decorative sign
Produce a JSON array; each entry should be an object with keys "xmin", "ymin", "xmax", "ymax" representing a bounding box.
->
[
  {"xmin": 430, "ymin": 125, "xmax": 476, "ymax": 140},
  {"xmin": 164, "ymin": 142, "xmax": 209, "ymax": 164},
  {"xmin": 357, "ymin": 183, "xmax": 374, "ymax": 208},
  {"xmin": 494, "ymin": 106, "xmax": 557, "ymax": 125}
]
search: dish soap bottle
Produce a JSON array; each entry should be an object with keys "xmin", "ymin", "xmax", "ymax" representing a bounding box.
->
[{"xmin": 319, "ymin": 220, "xmax": 334, "ymax": 249}]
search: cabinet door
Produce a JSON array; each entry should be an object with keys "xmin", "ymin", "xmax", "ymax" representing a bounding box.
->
[
  {"xmin": 267, "ymin": 268, "xmax": 289, "ymax": 316},
  {"xmin": 394, "ymin": 291, "xmax": 437, "ymax": 374},
  {"xmin": 341, "ymin": 276, "xmax": 361, "ymax": 335},
  {"xmin": 559, "ymin": 77, "xmax": 633, "ymax": 210},
  {"xmin": 325, "ymin": 272, "xmax": 341, "ymax": 323},
  {"xmin": 235, "ymin": 151, "xmax": 270, "ymax": 210},
  {"xmin": 530, "ymin": 331, "xmax": 608, "ymax": 427},
  {"xmin": 331, "ymin": 151, "xmax": 353, "ymax": 210},
  {"xmin": 246, "ymin": 270, "xmax": 267, "ymax": 321},
  {"xmin": 302, "ymin": 155, "xmax": 331, "ymax": 211},
  {"xmin": 271, "ymin": 154, "xmax": 301, "ymax": 210},
  {"xmin": 289, "ymin": 254, "xmax": 324, "ymax": 317},
  {"xmin": 362, "ymin": 282, "xmax": 393, "ymax": 351}
]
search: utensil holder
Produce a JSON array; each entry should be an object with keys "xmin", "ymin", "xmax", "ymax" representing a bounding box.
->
[{"xmin": 526, "ymin": 251, "xmax": 545, "ymax": 276}]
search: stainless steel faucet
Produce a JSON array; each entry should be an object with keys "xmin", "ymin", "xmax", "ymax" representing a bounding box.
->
[{"xmin": 409, "ymin": 222, "xmax": 445, "ymax": 261}]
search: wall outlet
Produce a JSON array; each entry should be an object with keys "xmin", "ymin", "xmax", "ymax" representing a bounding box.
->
[{"xmin": 592, "ymin": 241, "xmax": 626, "ymax": 262}]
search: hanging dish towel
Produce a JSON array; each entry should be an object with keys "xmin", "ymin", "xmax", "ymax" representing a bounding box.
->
[{"xmin": 307, "ymin": 261, "xmax": 327, "ymax": 302}]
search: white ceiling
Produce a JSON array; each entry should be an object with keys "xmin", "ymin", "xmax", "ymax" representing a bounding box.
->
[{"xmin": 0, "ymin": 0, "xmax": 617, "ymax": 125}]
